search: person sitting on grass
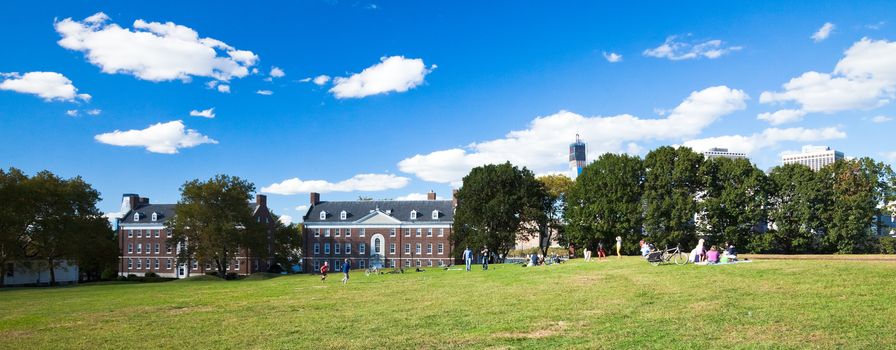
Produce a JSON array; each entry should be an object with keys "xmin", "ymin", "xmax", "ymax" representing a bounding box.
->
[
  {"xmin": 530, "ymin": 253, "xmax": 538, "ymax": 267},
  {"xmin": 320, "ymin": 261, "xmax": 329, "ymax": 281},
  {"xmin": 725, "ymin": 242, "xmax": 738, "ymax": 261},
  {"xmin": 689, "ymin": 239, "xmax": 705, "ymax": 263},
  {"xmin": 706, "ymin": 246, "xmax": 720, "ymax": 264},
  {"xmin": 640, "ymin": 241, "xmax": 652, "ymax": 258},
  {"xmin": 597, "ymin": 242, "xmax": 607, "ymax": 260}
]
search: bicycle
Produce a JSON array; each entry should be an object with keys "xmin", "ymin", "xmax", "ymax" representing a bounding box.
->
[{"xmin": 646, "ymin": 244, "xmax": 689, "ymax": 266}]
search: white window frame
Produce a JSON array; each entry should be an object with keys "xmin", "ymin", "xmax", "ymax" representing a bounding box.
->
[
  {"xmin": 128, "ymin": 243, "xmax": 133, "ymax": 253},
  {"xmin": 405, "ymin": 244, "xmax": 411, "ymax": 254},
  {"xmin": 416, "ymin": 228, "xmax": 422, "ymax": 237},
  {"xmin": 359, "ymin": 243, "xmax": 366, "ymax": 255},
  {"xmin": 136, "ymin": 230, "xmax": 142, "ymax": 238},
  {"xmin": 324, "ymin": 243, "xmax": 330, "ymax": 255},
  {"xmin": 404, "ymin": 260, "xmax": 411, "ymax": 267},
  {"xmin": 324, "ymin": 229, "xmax": 330, "ymax": 237},
  {"xmin": 127, "ymin": 230, "xmax": 133, "ymax": 238},
  {"xmin": 427, "ymin": 243, "xmax": 432, "ymax": 255},
  {"xmin": 427, "ymin": 260, "xmax": 433, "ymax": 267},
  {"xmin": 389, "ymin": 243, "xmax": 396, "ymax": 255},
  {"xmin": 410, "ymin": 210, "xmax": 417, "ymax": 220},
  {"xmin": 154, "ymin": 230, "xmax": 160, "ymax": 238},
  {"xmin": 427, "ymin": 228, "xmax": 433, "ymax": 237},
  {"xmin": 416, "ymin": 243, "xmax": 422, "ymax": 254},
  {"xmin": 320, "ymin": 211, "xmax": 327, "ymax": 220},
  {"xmin": 166, "ymin": 259, "xmax": 172, "ymax": 269},
  {"xmin": 154, "ymin": 243, "xmax": 160, "ymax": 254},
  {"xmin": 314, "ymin": 228, "xmax": 320, "ymax": 237},
  {"xmin": 345, "ymin": 228, "xmax": 351, "ymax": 237},
  {"xmin": 432, "ymin": 210, "xmax": 439, "ymax": 219},
  {"xmin": 335, "ymin": 228, "xmax": 341, "ymax": 237},
  {"xmin": 340, "ymin": 210, "xmax": 347, "ymax": 220},
  {"xmin": 166, "ymin": 229, "xmax": 172, "ymax": 238},
  {"xmin": 334, "ymin": 243, "xmax": 341, "ymax": 255},
  {"xmin": 390, "ymin": 228, "xmax": 396, "ymax": 237},
  {"xmin": 345, "ymin": 243, "xmax": 351, "ymax": 255},
  {"xmin": 438, "ymin": 228, "xmax": 444, "ymax": 237},
  {"xmin": 127, "ymin": 258, "xmax": 133, "ymax": 269},
  {"xmin": 136, "ymin": 259, "xmax": 141, "ymax": 269},
  {"xmin": 154, "ymin": 259, "xmax": 159, "ymax": 269},
  {"xmin": 390, "ymin": 260, "xmax": 396, "ymax": 268},
  {"xmin": 314, "ymin": 243, "xmax": 320, "ymax": 254},
  {"xmin": 134, "ymin": 213, "xmax": 139, "ymax": 222},
  {"xmin": 137, "ymin": 243, "xmax": 142, "ymax": 254},
  {"xmin": 438, "ymin": 243, "xmax": 444, "ymax": 255},
  {"xmin": 359, "ymin": 260, "xmax": 366, "ymax": 269},
  {"xmin": 151, "ymin": 213, "xmax": 158, "ymax": 221},
  {"xmin": 416, "ymin": 260, "xmax": 422, "ymax": 267},
  {"xmin": 359, "ymin": 228, "xmax": 366, "ymax": 237},
  {"xmin": 404, "ymin": 228, "xmax": 410, "ymax": 237}
]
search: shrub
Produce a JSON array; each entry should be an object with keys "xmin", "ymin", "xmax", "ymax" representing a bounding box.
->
[
  {"xmin": 224, "ymin": 272, "xmax": 240, "ymax": 280},
  {"xmin": 144, "ymin": 272, "xmax": 160, "ymax": 278},
  {"xmin": 880, "ymin": 237, "xmax": 896, "ymax": 254}
]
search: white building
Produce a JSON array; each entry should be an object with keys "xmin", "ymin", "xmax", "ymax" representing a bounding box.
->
[
  {"xmin": 782, "ymin": 145, "xmax": 844, "ymax": 171},
  {"xmin": 3, "ymin": 260, "xmax": 79, "ymax": 286},
  {"xmin": 702, "ymin": 147, "xmax": 747, "ymax": 160}
]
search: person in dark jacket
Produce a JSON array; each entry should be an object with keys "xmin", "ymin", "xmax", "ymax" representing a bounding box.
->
[
  {"xmin": 341, "ymin": 259, "xmax": 351, "ymax": 284},
  {"xmin": 481, "ymin": 246, "xmax": 490, "ymax": 270}
]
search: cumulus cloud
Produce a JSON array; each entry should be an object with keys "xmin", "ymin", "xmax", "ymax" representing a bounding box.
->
[
  {"xmin": 217, "ymin": 84, "xmax": 230, "ymax": 93},
  {"xmin": 760, "ymin": 38, "xmax": 896, "ymax": 115},
  {"xmin": 312, "ymin": 75, "xmax": 331, "ymax": 86},
  {"xmin": 812, "ymin": 22, "xmax": 835, "ymax": 42},
  {"xmin": 278, "ymin": 215, "xmax": 293, "ymax": 225},
  {"xmin": 0, "ymin": 71, "xmax": 91, "ymax": 102},
  {"xmin": 298, "ymin": 77, "xmax": 312, "ymax": 83},
  {"xmin": 683, "ymin": 127, "xmax": 847, "ymax": 155},
  {"xmin": 884, "ymin": 151, "xmax": 896, "ymax": 162},
  {"xmin": 398, "ymin": 85, "xmax": 748, "ymax": 185},
  {"xmin": 94, "ymin": 120, "xmax": 217, "ymax": 154},
  {"xmin": 66, "ymin": 110, "xmax": 79, "ymax": 117},
  {"xmin": 270, "ymin": 66, "xmax": 285, "ymax": 78},
  {"xmin": 256, "ymin": 89, "xmax": 273, "ymax": 95},
  {"xmin": 86, "ymin": 109, "xmax": 102, "ymax": 116},
  {"xmin": 262, "ymin": 173, "xmax": 410, "ymax": 195},
  {"xmin": 603, "ymin": 52, "xmax": 623, "ymax": 63},
  {"xmin": 329, "ymin": 56, "xmax": 435, "ymax": 98},
  {"xmin": 55, "ymin": 12, "xmax": 257, "ymax": 82},
  {"xmin": 757, "ymin": 109, "xmax": 808, "ymax": 125},
  {"xmin": 295, "ymin": 205, "xmax": 309, "ymax": 212},
  {"xmin": 643, "ymin": 35, "xmax": 742, "ymax": 60},
  {"xmin": 871, "ymin": 115, "xmax": 893, "ymax": 123},
  {"xmin": 189, "ymin": 107, "xmax": 215, "ymax": 118},
  {"xmin": 395, "ymin": 193, "xmax": 429, "ymax": 200}
]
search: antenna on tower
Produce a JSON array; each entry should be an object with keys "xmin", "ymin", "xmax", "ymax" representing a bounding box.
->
[{"xmin": 575, "ymin": 133, "xmax": 580, "ymax": 143}]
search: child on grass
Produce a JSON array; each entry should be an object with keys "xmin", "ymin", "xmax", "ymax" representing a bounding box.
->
[{"xmin": 320, "ymin": 261, "xmax": 328, "ymax": 281}]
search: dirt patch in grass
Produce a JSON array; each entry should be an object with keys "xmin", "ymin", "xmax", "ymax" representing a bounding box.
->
[{"xmin": 495, "ymin": 320, "xmax": 582, "ymax": 339}]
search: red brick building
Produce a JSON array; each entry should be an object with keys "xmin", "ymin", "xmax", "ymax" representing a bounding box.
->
[
  {"xmin": 116, "ymin": 193, "xmax": 276, "ymax": 278},
  {"xmin": 302, "ymin": 191, "xmax": 454, "ymax": 272}
]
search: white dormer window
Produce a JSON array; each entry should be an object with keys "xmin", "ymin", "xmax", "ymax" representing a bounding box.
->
[
  {"xmin": 432, "ymin": 210, "xmax": 439, "ymax": 220},
  {"xmin": 340, "ymin": 210, "xmax": 347, "ymax": 220},
  {"xmin": 386, "ymin": 209, "xmax": 392, "ymax": 215},
  {"xmin": 320, "ymin": 211, "xmax": 327, "ymax": 220},
  {"xmin": 151, "ymin": 212, "xmax": 158, "ymax": 221},
  {"xmin": 410, "ymin": 210, "xmax": 418, "ymax": 220},
  {"xmin": 133, "ymin": 213, "xmax": 139, "ymax": 221}
]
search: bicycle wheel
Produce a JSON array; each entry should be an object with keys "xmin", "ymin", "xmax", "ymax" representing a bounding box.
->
[{"xmin": 673, "ymin": 252, "xmax": 688, "ymax": 265}]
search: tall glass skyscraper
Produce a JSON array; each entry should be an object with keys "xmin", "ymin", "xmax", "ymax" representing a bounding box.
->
[{"xmin": 569, "ymin": 134, "xmax": 586, "ymax": 177}]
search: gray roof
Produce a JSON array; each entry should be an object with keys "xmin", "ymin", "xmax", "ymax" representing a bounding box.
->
[
  {"xmin": 304, "ymin": 200, "xmax": 454, "ymax": 223},
  {"xmin": 121, "ymin": 203, "xmax": 260, "ymax": 225}
]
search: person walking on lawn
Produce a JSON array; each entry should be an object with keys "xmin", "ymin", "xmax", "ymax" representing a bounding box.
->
[
  {"xmin": 615, "ymin": 236, "xmax": 622, "ymax": 258},
  {"xmin": 320, "ymin": 261, "xmax": 329, "ymax": 281},
  {"xmin": 341, "ymin": 259, "xmax": 351, "ymax": 285},
  {"xmin": 463, "ymin": 246, "xmax": 473, "ymax": 271},
  {"xmin": 481, "ymin": 246, "xmax": 490, "ymax": 270}
]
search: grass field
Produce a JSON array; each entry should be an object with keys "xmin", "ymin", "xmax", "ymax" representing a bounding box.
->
[{"xmin": 1, "ymin": 257, "xmax": 895, "ymax": 349}]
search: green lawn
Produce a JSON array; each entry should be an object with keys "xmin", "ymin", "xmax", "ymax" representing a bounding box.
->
[{"xmin": 1, "ymin": 258, "xmax": 895, "ymax": 349}]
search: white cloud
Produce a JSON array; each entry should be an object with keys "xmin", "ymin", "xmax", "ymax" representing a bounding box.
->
[
  {"xmin": 757, "ymin": 109, "xmax": 808, "ymax": 125},
  {"xmin": 643, "ymin": 35, "xmax": 742, "ymax": 60},
  {"xmin": 66, "ymin": 110, "xmax": 79, "ymax": 117},
  {"xmin": 812, "ymin": 22, "xmax": 835, "ymax": 42},
  {"xmin": 871, "ymin": 115, "xmax": 893, "ymax": 123},
  {"xmin": 298, "ymin": 77, "xmax": 311, "ymax": 83},
  {"xmin": 217, "ymin": 84, "xmax": 230, "ymax": 93},
  {"xmin": 883, "ymin": 151, "xmax": 896, "ymax": 161},
  {"xmin": 329, "ymin": 56, "xmax": 435, "ymax": 98},
  {"xmin": 86, "ymin": 109, "xmax": 102, "ymax": 116},
  {"xmin": 278, "ymin": 215, "xmax": 293, "ymax": 225},
  {"xmin": 603, "ymin": 52, "xmax": 623, "ymax": 63},
  {"xmin": 269, "ymin": 66, "xmax": 285, "ymax": 78},
  {"xmin": 295, "ymin": 205, "xmax": 309, "ymax": 212},
  {"xmin": 55, "ymin": 12, "xmax": 257, "ymax": 82},
  {"xmin": 683, "ymin": 127, "xmax": 846, "ymax": 155},
  {"xmin": 760, "ymin": 38, "xmax": 896, "ymax": 113},
  {"xmin": 398, "ymin": 85, "xmax": 748, "ymax": 185},
  {"xmin": 189, "ymin": 108, "xmax": 215, "ymax": 118},
  {"xmin": 256, "ymin": 89, "xmax": 273, "ymax": 95},
  {"xmin": 0, "ymin": 71, "xmax": 91, "ymax": 102},
  {"xmin": 94, "ymin": 120, "xmax": 218, "ymax": 154},
  {"xmin": 866, "ymin": 21, "xmax": 886, "ymax": 30},
  {"xmin": 395, "ymin": 193, "xmax": 429, "ymax": 200},
  {"xmin": 313, "ymin": 75, "xmax": 331, "ymax": 86},
  {"xmin": 262, "ymin": 173, "xmax": 410, "ymax": 195}
]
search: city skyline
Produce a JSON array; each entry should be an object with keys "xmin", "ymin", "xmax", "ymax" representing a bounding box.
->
[{"xmin": 1, "ymin": 1, "xmax": 895, "ymax": 223}]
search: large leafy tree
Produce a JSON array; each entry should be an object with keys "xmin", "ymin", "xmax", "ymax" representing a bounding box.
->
[
  {"xmin": 765, "ymin": 164, "xmax": 824, "ymax": 253},
  {"xmin": 817, "ymin": 158, "xmax": 894, "ymax": 253},
  {"xmin": 168, "ymin": 175, "xmax": 266, "ymax": 278},
  {"xmin": 536, "ymin": 174, "xmax": 574, "ymax": 257},
  {"xmin": 268, "ymin": 218, "xmax": 303, "ymax": 272},
  {"xmin": 452, "ymin": 162, "xmax": 548, "ymax": 261},
  {"xmin": 643, "ymin": 146, "xmax": 704, "ymax": 249},
  {"xmin": 0, "ymin": 168, "xmax": 30, "ymax": 286},
  {"xmin": 697, "ymin": 157, "xmax": 770, "ymax": 250},
  {"xmin": 565, "ymin": 153, "xmax": 644, "ymax": 254}
]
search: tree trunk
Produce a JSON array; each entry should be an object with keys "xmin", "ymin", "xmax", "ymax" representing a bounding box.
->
[
  {"xmin": 47, "ymin": 257, "xmax": 56, "ymax": 286},
  {"xmin": 216, "ymin": 258, "xmax": 226, "ymax": 278}
]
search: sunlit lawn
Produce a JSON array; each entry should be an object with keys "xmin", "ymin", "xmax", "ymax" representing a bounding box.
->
[{"xmin": 1, "ymin": 257, "xmax": 895, "ymax": 349}]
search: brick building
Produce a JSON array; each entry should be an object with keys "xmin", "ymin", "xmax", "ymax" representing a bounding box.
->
[
  {"xmin": 302, "ymin": 191, "xmax": 454, "ymax": 272},
  {"xmin": 116, "ymin": 193, "xmax": 276, "ymax": 278}
]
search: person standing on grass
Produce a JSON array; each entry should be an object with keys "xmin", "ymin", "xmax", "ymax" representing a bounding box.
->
[
  {"xmin": 463, "ymin": 246, "xmax": 473, "ymax": 271},
  {"xmin": 597, "ymin": 242, "xmax": 607, "ymax": 260},
  {"xmin": 341, "ymin": 258, "xmax": 351, "ymax": 284},
  {"xmin": 481, "ymin": 246, "xmax": 490, "ymax": 270},
  {"xmin": 615, "ymin": 236, "xmax": 622, "ymax": 258},
  {"xmin": 320, "ymin": 261, "xmax": 329, "ymax": 281}
]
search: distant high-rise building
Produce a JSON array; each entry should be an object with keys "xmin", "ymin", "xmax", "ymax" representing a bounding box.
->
[
  {"xmin": 702, "ymin": 147, "xmax": 747, "ymax": 160},
  {"xmin": 569, "ymin": 134, "xmax": 586, "ymax": 177},
  {"xmin": 782, "ymin": 145, "xmax": 844, "ymax": 171}
]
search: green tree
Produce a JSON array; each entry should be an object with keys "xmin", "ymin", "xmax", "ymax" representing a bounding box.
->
[
  {"xmin": 698, "ymin": 157, "xmax": 770, "ymax": 250},
  {"xmin": 765, "ymin": 164, "xmax": 824, "ymax": 253},
  {"xmin": 167, "ymin": 175, "xmax": 266, "ymax": 278},
  {"xmin": 817, "ymin": 158, "xmax": 894, "ymax": 253},
  {"xmin": 0, "ymin": 168, "xmax": 30, "ymax": 286},
  {"xmin": 452, "ymin": 163, "xmax": 548, "ymax": 261},
  {"xmin": 268, "ymin": 218, "xmax": 302, "ymax": 272},
  {"xmin": 69, "ymin": 217, "xmax": 118, "ymax": 281},
  {"xmin": 565, "ymin": 153, "xmax": 644, "ymax": 254},
  {"xmin": 643, "ymin": 146, "xmax": 704, "ymax": 249},
  {"xmin": 536, "ymin": 174, "xmax": 574, "ymax": 257}
]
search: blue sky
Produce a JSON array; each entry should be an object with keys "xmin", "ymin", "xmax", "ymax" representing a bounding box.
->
[{"xmin": 1, "ymin": 1, "xmax": 895, "ymax": 223}]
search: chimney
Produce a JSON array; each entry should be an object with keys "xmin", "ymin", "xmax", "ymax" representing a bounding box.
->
[
  {"xmin": 121, "ymin": 194, "xmax": 140, "ymax": 213},
  {"xmin": 310, "ymin": 192, "xmax": 320, "ymax": 205},
  {"xmin": 256, "ymin": 194, "xmax": 267, "ymax": 207},
  {"xmin": 427, "ymin": 191, "xmax": 436, "ymax": 200}
]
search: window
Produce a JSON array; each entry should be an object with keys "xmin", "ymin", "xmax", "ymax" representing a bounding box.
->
[
  {"xmin": 404, "ymin": 228, "xmax": 410, "ymax": 237},
  {"xmin": 235, "ymin": 259, "xmax": 240, "ymax": 270},
  {"xmin": 359, "ymin": 243, "xmax": 366, "ymax": 255},
  {"xmin": 416, "ymin": 243, "xmax": 422, "ymax": 254},
  {"xmin": 416, "ymin": 228, "xmax": 422, "ymax": 237},
  {"xmin": 416, "ymin": 260, "xmax": 422, "ymax": 267},
  {"xmin": 334, "ymin": 243, "xmax": 341, "ymax": 255},
  {"xmin": 390, "ymin": 228, "xmax": 396, "ymax": 237},
  {"xmin": 154, "ymin": 259, "xmax": 159, "ymax": 269},
  {"xmin": 359, "ymin": 228, "xmax": 366, "ymax": 237},
  {"xmin": 345, "ymin": 228, "xmax": 351, "ymax": 237},
  {"xmin": 137, "ymin": 243, "xmax": 142, "ymax": 254},
  {"xmin": 127, "ymin": 230, "xmax": 133, "ymax": 238},
  {"xmin": 324, "ymin": 229, "xmax": 330, "ymax": 237},
  {"xmin": 146, "ymin": 259, "xmax": 151, "ymax": 270},
  {"xmin": 427, "ymin": 243, "xmax": 432, "ymax": 254},
  {"xmin": 374, "ymin": 238, "xmax": 381, "ymax": 254},
  {"xmin": 154, "ymin": 230, "xmax": 160, "ymax": 238},
  {"xmin": 192, "ymin": 260, "xmax": 198, "ymax": 270},
  {"xmin": 127, "ymin": 259, "xmax": 133, "ymax": 269},
  {"xmin": 335, "ymin": 228, "xmax": 341, "ymax": 237},
  {"xmin": 136, "ymin": 230, "xmax": 142, "ymax": 238},
  {"xmin": 438, "ymin": 243, "xmax": 444, "ymax": 255},
  {"xmin": 313, "ymin": 261, "xmax": 320, "ymax": 272},
  {"xmin": 134, "ymin": 213, "xmax": 140, "ymax": 221},
  {"xmin": 340, "ymin": 210, "xmax": 347, "ymax": 220},
  {"xmin": 154, "ymin": 243, "xmax": 160, "ymax": 254},
  {"xmin": 427, "ymin": 228, "xmax": 433, "ymax": 237},
  {"xmin": 151, "ymin": 212, "xmax": 158, "ymax": 221},
  {"xmin": 405, "ymin": 260, "xmax": 411, "ymax": 267},
  {"xmin": 166, "ymin": 259, "xmax": 172, "ymax": 270},
  {"xmin": 404, "ymin": 244, "xmax": 411, "ymax": 254},
  {"xmin": 166, "ymin": 229, "xmax": 172, "ymax": 238},
  {"xmin": 345, "ymin": 243, "xmax": 351, "ymax": 255},
  {"xmin": 166, "ymin": 245, "xmax": 172, "ymax": 254},
  {"xmin": 432, "ymin": 210, "xmax": 439, "ymax": 219},
  {"xmin": 314, "ymin": 243, "xmax": 320, "ymax": 255},
  {"xmin": 324, "ymin": 243, "xmax": 330, "ymax": 255},
  {"xmin": 427, "ymin": 260, "xmax": 433, "ymax": 267},
  {"xmin": 390, "ymin": 260, "xmax": 396, "ymax": 268},
  {"xmin": 389, "ymin": 243, "xmax": 396, "ymax": 255},
  {"xmin": 128, "ymin": 243, "xmax": 133, "ymax": 253},
  {"xmin": 320, "ymin": 211, "xmax": 327, "ymax": 220},
  {"xmin": 439, "ymin": 260, "xmax": 444, "ymax": 267},
  {"xmin": 355, "ymin": 259, "xmax": 364, "ymax": 269},
  {"xmin": 314, "ymin": 228, "xmax": 320, "ymax": 237},
  {"xmin": 136, "ymin": 259, "xmax": 141, "ymax": 269},
  {"xmin": 438, "ymin": 228, "xmax": 445, "ymax": 237},
  {"xmin": 410, "ymin": 210, "xmax": 418, "ymax": 220}
]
